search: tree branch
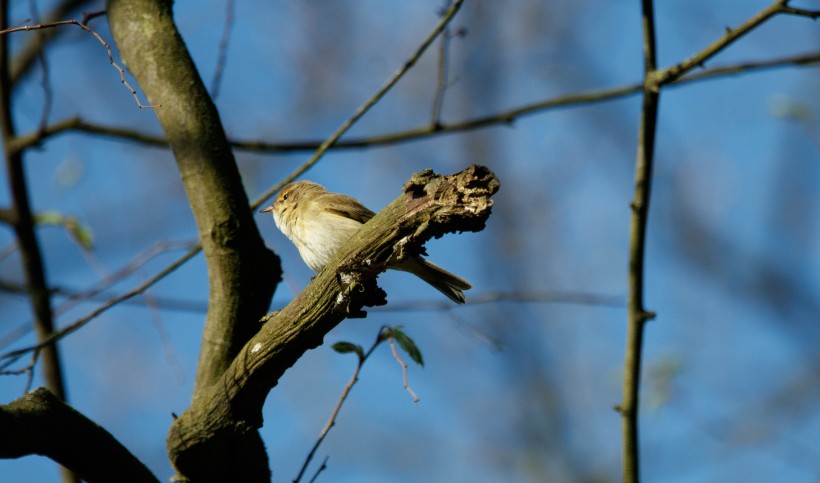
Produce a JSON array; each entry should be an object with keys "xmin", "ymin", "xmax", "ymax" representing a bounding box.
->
[
  {"xmin": 106, "ymin": 0, "xmax": 279, "ymax": 398},
  {"xmin": 0, "ymin": 0, "xmax": 68, "ymax": 409},
  {"xmin": 167, "ymin": 165, "xmax": 499, "ymax": 482},
  {"xmin": 618, "ymin": 3, "xmax": 817, "ymax": 482},
  {"xmin": 620, "ymin": 1, "xmax": 659, "ymax": 481},
  {"xmin": 249, "ymin": 0, "xmax": 465, "ymax": 208},
  {"xmin": 649, "ymin": 0, "xmax": 803, "ymax": 87},
  {"xmin": 12, "ymin": 51, "xmax": 819, "ymax": 155},
  {"xmin": 9, "ymin": 0, "xmax": 95, "ymax": 86},
  {"xmin": 0, "ymin": 388, "xmax": 158, "ymax": 482},
  {"xmin": 0, "ymin": 245, "xmax": 201, "ymax": 369}
]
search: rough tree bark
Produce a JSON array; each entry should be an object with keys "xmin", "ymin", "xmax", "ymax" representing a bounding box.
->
[
  {"xmin": 6, "ymin": 0, "xmax": 499, "ymax": 481},
  {"xmin": 167, "ymin": 165, "xmax": 499, "ymax": 481},
  {"xmin": 106, "ymin": 0, "xmax": 280, "ymax": 394},
  {"xmin": 105, "ymin": 0, "xmax": 280, "ymax": 478},
  {"xmin": 0, "ymin": 388, "xmax": 158, "ymax": 483}
]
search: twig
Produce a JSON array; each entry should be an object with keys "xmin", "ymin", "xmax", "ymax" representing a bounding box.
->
[
  {"xmin": 142, "ymin": 276, "xmax": 186, "ymax": 384},
  {"xmin": 307, "ymin": 456, "xmax": 328, "ymax": 483},
  {"xmin": 251, "ymin": 0, "xmax": 465, "ymax": 210},
  {"xmin": 293, "ymin": 328, "xmax": 387, "ymax": 483},
  {"xmin": 0, "ymin": 349, "xmax": 37, "ymax": 382},
  {"xmin": 779, "ymin": 5, "xmax": 820, "ymax": 19},
  {"xmin": 1, "ymin": 0, "xmax": 68, "ymax": 414},
  {"xmin": 0, "ymin": 245, "xmax": 201, "ymax": 364},
  {"xmin": 51, "ymin": 239, "xmax": 197, "ymax": 317},
  {"xmin": 210, "ymin": 0, "xmax": 235, "ymax": 100},
  {"xmin": 10, "ymin": 0, "xmax": 98, "ymax": 85},
  {"xmin": 388, "ymin": 335, "xmax": 419, "ymax": 403},
  {"xmin": 649, "ymin": 0, "xmax": 810, "ymax": 87},
  {"xmin": 27, "ymin": 0, "xmax": 52, "ymax": 135},
  {"xmin": 0, "ymin": 239, "xmax": 200, "ymax": 351},
  {"xmin": 618, "ymin": 3, "xmax": 817, "ymax": 482},
  {"xmin": 80, "ymin": 9, "xmax": 106, "ymax": 25},
  {"xmin": 430, "ymin": 0, "xmax": 454, "ymax": 127},
  {"xmin": 22, "ymin": 350, "xmax": 37, "ymax": 393},
  {"xmin": 620, "ymin": 0, "xmax": 660, "ymax": 481},
  {"xmin": 15, "ymin": 50, "xmax": 819, "ymax": 156},
  {"xmin": 378, "ymin": 290, "xmax": 623, "ymax": 311},
  {"xmin": 0, "ymin": 18, "xmax": 157, "ymax": 109}
]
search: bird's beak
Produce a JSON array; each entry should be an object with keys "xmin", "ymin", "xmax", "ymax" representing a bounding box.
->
[{"xmin": 259, "ymin": 205, "xmax": 274, "ymax": 213}]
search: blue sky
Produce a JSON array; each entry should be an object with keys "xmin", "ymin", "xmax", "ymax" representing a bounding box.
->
[{"xmin": 1, "ymin": 1, "xmax": 819, "ymax": 481}]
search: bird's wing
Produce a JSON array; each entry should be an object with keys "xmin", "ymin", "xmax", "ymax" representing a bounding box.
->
[{"xmin": 324, "ymin": 196, "xmax": 376, "ymax": 224}]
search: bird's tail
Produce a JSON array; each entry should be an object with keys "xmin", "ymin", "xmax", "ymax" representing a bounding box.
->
[{"xmin": 393, "ymin": 257, "xmax": 472, "ymax": 304}]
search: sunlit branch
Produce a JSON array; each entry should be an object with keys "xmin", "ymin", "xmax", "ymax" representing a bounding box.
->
[
  {"xmin": 619, "ymin": 0, "xmax": 659, "ymax": 479},
  {"xmin": 649, "ymin": 0, "xmax": 818, "ymax": 87},
  {"xmin": 617, "ymin": 1, "xmax": 816, "ymax": 482},
  {"xmin": 10, "ymin": 51, "xmax": 819, "ymax": 155},
  {"xmin": 250, "ymin": 0, "xmax": 465, "ymax": 209}
]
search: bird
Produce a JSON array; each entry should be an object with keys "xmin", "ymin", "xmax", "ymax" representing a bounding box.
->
[{"xmin": 259, "ymin": 180, "xmax": 471, "ymax": 303}]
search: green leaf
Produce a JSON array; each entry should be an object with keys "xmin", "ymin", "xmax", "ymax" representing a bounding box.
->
[
  {"xmin": 34, "ymin": 210, "xmax": 64, "ymax": 225},
  {"xmin": 34, "ymin": 211, "xmax": 95, "ymax": 250},
  {"xmin": 65, "ymin": 217, "xmax": 94, "ymax": 250},
  {"xmin": 332, "ymin": 341, "xmax": 364, "ymax": 360},
  {"xmin": 392, "ymin": 327, "xmax": 424, "ymax": 367}
]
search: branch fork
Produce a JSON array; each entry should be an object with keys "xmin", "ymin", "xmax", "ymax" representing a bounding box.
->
[{"xmin": 166, "ymin": 165, "xmax": 499, "ymax": 481}]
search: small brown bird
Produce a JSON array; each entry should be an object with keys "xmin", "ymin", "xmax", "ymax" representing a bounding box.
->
[{"xmin": 260, "ymin": 181, "xmax": 471, "ymax": 303}]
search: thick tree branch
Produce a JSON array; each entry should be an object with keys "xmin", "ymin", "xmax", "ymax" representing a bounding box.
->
[
  {"xmin": 0, "ymin": 388, "xmax": 158, "ymax": 482},
  {"xmin": 106, "ymin": 0, "xmax": 279, "ymax": 396},
  {"xmin": 167, "ymin": 165, "xmax": 499, "ymax": 482}
]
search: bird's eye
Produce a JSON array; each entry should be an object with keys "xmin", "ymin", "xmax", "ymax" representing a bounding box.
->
[{"xmin": 283, "ymin": 194, "xmax": 289, "ymax": 201}]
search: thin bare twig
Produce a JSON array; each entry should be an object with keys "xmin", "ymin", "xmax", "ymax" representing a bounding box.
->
[
  {"xmin": 251, "ymin": 0, "xmax": 465, "ymax": 210},
  {"xmin": 778, "ymin": 5, "xmax": 820, "ymax": 19},
  {"xmin": 0, "ymin": 245, "xmax": 201, "ymax": 365},
  {"xmin": 307, "ymin": 456, "xmax": 329, "ymax": 483},
  {"xmin": 377, "ymin": 290, "xmax": 623, "ymax": 312},
  {"xmin": 388, "ymin": 335, "xmax": 419, "ymax": 403},
  {"xmin": 27, "ymin": 0, "xmax": 52, "ymax": 135},
  {"xmin": 13, "ymin": 50, "xmax": 819, "ymax": 156},
  {"xmin": 430, "ymin": 0, "xmax": 454, "ymax": 127},
  {"xmin": 210, "ymin": 0, "xmax": 234, "ymax": 100},
  {"xmin": 10, "ymin": 0, "xmax": 96, "ymax": 85},
  {"xmin": 649, "ymin": 0, "xmax": 815, "ymax": 87},
  {"xmin": 80, "ymin": 9, "xmax": 106, "ymax": 25},
  {"xmin": 0, "ymin": 0, "xmax": 67, "ymax": 405},
  {"xmin": 0, "ymin": 18, "xmax": 156, "ymax": 109},
  {"xmin": 294, "ymin": 328, "xmax": 387, "ymax": 483},
  {"xmin": 142, "ymin": 276, "xmax": 186, "ymax": 384},
  {"xmin": 0, "ymin": 239, "xmax": 200, "ymax": 351},
  {"xmin": 52, "ymin": 239, "xmax": 197, "ymax": 317},
  {"xmin": 22, "ymin": 350, "xmax": 36, "ymax": 392}
]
